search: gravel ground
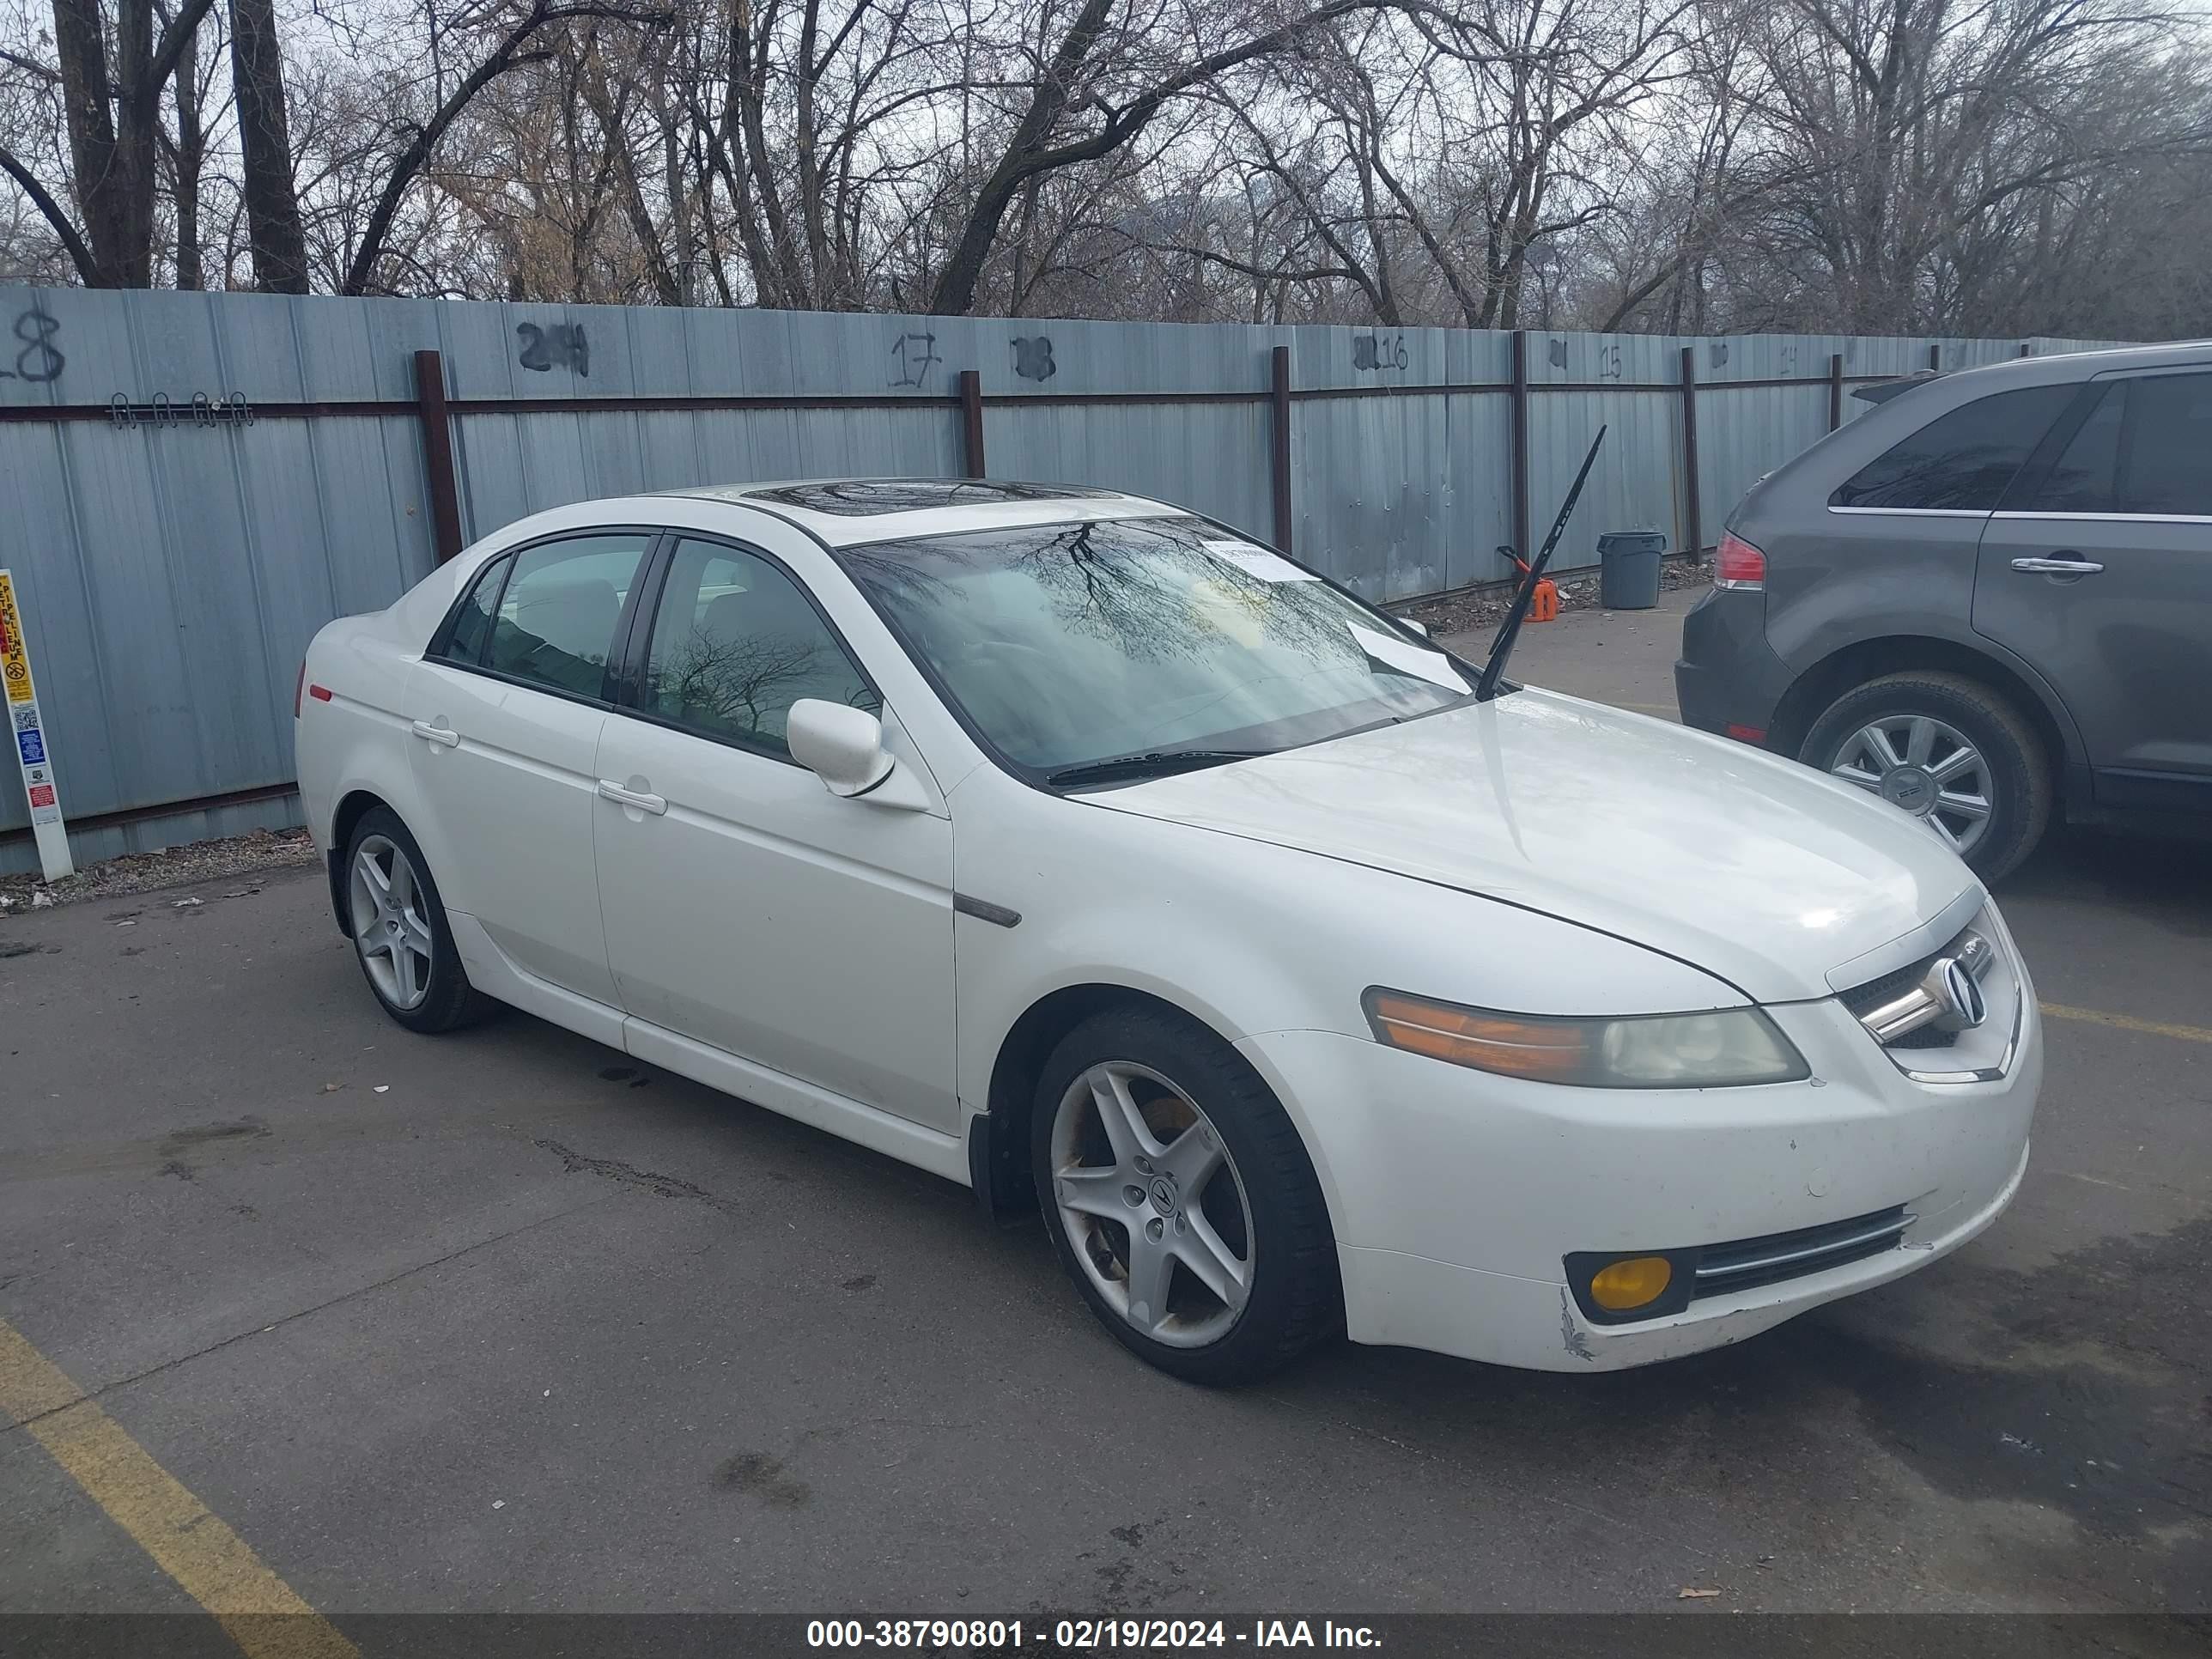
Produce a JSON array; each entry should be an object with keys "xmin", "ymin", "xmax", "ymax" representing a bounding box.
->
[
  {"xmin": 0, "ymin": 824, "xmax": 319, "ymax": 916},
  {"xmin": 1395, "ymin": 553, "xmax": 1708, "ymax": 637}
]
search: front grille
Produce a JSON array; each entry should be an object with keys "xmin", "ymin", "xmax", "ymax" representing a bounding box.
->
[
  {"xmin": 1840, "ymin": 954, "xmax": 1948, "ymax": 1016},
  {"xmin": 1690, "ymin": 1205, "xmax": 1912, "ymax": 1299},
  {"xmin": 1887, "ymin": 1023, "xmax": 1960, "ymax": 1050},
  {"xmin": 1839, "ymin": 922, "xmax": 1996, "ymax": 1054}
]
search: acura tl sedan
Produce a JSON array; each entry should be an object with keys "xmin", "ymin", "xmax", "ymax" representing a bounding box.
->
[{"xmin": 295, "ymin": 478, "xmax": 2040, "ymax": 1382}]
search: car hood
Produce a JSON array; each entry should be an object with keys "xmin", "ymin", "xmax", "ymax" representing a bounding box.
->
[{"xmin": 1088, "ymin": 690, "xmax": 1978, "ymax": 1003}]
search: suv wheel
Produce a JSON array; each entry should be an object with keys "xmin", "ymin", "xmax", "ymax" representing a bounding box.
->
[{"xmin": 1801, "ymin": 671, "xmax": 2051, "ymax": 882}]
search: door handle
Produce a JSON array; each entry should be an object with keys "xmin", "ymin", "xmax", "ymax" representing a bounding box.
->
[
  {"xmin": 597, "ymin": 779, "xmax": 667, "ymax": 816},
  {"xmin": 410, "ymin": 720, "xmax": 460, "ymax": 747},
  {"xmin": 2009, "ymin": 556, "xmax": 2104, "ymax": 575}
]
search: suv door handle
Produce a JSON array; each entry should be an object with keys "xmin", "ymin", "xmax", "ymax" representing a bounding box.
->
[
  {"xmin": 410, "ymin": 720, "xmax": 460, "ymax": 747},
  {"xmin": 2010, "ymin": 556, "xmax": 2104, "ymax": 575},
  {"xmin": 597, "ymin": 779, "xmax": 667, "ymax": 816}
]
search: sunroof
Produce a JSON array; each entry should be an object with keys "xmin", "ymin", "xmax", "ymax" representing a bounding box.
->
[{"xmin": 742, "ymin": 479, "xmax": 1121, "ymax": 516}]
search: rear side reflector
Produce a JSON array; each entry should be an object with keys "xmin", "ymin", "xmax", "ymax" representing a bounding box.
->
[
  {"xmin": 1726, "ymin": 723, "xmax": 1767, "ymax": 743},
  {"xmin": 307, "ymin": 684, "xmax": 332, "ymax": 702},
  {"xmin": 1716, "ymin": 532, "xmax": 1766, "ymax": 590}
]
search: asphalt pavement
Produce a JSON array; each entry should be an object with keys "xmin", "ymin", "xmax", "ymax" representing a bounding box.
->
[{"xmin": 2, "ymin": 586, "xmax": 2207, "ymax": 1628}]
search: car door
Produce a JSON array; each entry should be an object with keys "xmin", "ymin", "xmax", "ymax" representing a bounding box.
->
[
  {"xmin": 1978, "ymin": 368, "xmax": 2212, "ymax": 810},
  {"xmin": 592, "ymin": 531, "xmax": 958, "ymax": 1133},
  {"xmin": 403, "ymin": 529, "xmax": 657, "ymax": 1008}
]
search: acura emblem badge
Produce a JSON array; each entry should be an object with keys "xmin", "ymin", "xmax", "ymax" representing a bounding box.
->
[{"xmin": 1933, "ymin": 957, "xmax": 1987, "ymax": 1030}]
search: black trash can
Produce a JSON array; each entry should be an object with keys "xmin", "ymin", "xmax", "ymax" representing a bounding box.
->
[{"xmin": 1597, "ymin": 530, "xmax": 1667, "ymax": 609}]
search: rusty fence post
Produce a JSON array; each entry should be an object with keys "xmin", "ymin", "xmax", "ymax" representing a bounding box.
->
[
  {"xmin": 1510, "ymin": 330, "xmax": 1531, "ymax": 562},
  {"xmin": 1679, "ymin": 344, "xmax": 1704, "ymax": 563},
  {"xmin": 959, "ymin": 369, "xmax": 986, "ymax": 478},
  {"xmin": 1270, "ymin": 345, "xmax": 1294, "ymax": 554},
  {"xmin": 413, "ymin": 349, "xmax": 465, "ymax": 564},
  {"xmin": 1828, "ymin": 352, "xmax": 1845, "ymax": 432}
]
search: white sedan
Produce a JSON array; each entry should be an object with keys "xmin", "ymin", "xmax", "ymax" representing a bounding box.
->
[{"xmin": 295, "ymin": 479, "xmax": 2039, "ymax": 1382}]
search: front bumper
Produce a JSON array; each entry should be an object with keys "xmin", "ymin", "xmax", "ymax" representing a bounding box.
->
[{"xmin": 1235, "ymin": 986, "xmax": 2040, "ymax": 1373}]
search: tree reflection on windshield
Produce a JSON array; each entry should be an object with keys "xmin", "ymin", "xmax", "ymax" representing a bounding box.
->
[{"xmin": 841, "ymin": 516, "xmax": 1465, "ymax": 778}]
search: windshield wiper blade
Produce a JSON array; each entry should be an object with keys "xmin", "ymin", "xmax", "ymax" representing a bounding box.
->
[
  {"xmin": 1477, "ymin": 424, "xmax": 1607, "ymax": 702},
  {"xmin": 1046, "ymin": 750, "xmax": 1265, "ymax": 787}
]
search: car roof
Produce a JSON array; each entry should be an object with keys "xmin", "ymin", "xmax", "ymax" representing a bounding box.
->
[
  {"xmin": 1923, "ymin": 337, "xmax": 2212, "ymax": 392},
  {"xmin": 653, "ymin": 477, "xmax": 1189, "ymax": 546}
]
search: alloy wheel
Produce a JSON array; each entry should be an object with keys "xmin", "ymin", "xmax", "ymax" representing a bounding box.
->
[
  {"xmin": 1826, "ymin": 714, "xmax": 1994, "ymax": 857},
  {"xmin": 349, "ymin": 834, "xmax": 435, "ymax": 1011},
  {"xmin": 1048, "ymin": 1060, "xmax": 1255, "ymax": 1348}
]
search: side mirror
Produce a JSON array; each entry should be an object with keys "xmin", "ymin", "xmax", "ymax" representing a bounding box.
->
[
  {"xmin": 1399, "ymin": 617, "xmax": 1430, "ymax": 639},
  {"xmin": 787, "ymin": 700, "xmax": 929, "ymax": 811}
]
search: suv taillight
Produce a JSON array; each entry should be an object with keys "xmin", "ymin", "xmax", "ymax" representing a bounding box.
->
[{"xmin": 1716, "ymin": 532, "xmax": 1767, "ymax": 590}]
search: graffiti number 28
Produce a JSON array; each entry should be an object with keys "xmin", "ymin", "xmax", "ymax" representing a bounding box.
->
[{"xmin": 1, "ymin": 307, "xmax": 65, "ymax": 383}]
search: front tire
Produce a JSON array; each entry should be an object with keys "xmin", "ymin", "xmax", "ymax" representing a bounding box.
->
[
  {"xmin": 343, "ymin": 807, "xmax": 495, "ymax": 1034},
  {"xmin": 1801, "ymin": 671, "xmax": 2051, "ymax": 882},
  {"xmin": 1031, "ymin": 1006, "xmax": 1339, "ymax": 1384}
]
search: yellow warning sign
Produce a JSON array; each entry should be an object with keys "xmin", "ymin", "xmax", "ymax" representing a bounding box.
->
[{"xmin": 0, "ymin": 572, "xmax": 33, "ymax": 704}]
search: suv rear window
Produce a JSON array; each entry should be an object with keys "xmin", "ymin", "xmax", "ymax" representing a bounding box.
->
[{"xmin": 1832, "ymin": 385, "xmax": 2074, "ymax": 511}]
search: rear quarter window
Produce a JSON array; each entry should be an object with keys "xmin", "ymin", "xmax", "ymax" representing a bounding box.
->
[
  {"xmin": 1832, "ymin": 385, "xmax": 2075, "ymax": 511},
  {"xmin": 438, "ymin": 554, "xmax": 510, "ymax": 665}
]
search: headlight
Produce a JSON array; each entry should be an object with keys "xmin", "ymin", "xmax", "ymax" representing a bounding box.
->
[{"xmin": 1363, "ymin": 988, "xmax": 1809, "ymax": 1089}]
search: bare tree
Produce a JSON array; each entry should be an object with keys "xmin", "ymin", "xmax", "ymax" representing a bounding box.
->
[
  {"xmin": 0, "ymin": 0, "xmax": 2203, "ymax": 337},
  {"xmin": 927, "ymin": 0, "xmax": 1455, "ymax": 316},
  {"xmin": 21, "ymin": 0, "xmax": 215, "ymax": 284},
  {"xmin": 339, "ymin": 0, "xmax": 672, "ymax": 295},
  {"xmin": 228, "ymin": 0, "xmax": 305, "ymax": 289},
  {"xmin": 1682, "ymin": 0, "xmax": 2212, "ymax": 332}
]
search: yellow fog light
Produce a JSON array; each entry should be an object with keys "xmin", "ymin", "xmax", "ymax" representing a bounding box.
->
[{"xmin": 1589, "ymin": 1256, "xmax": 1674, "ymax": 1312}]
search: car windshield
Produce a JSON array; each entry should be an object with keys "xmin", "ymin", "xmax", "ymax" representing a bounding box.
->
[{"xmin": 839, "ymin": 516, "xmax": 1473, "ymax": 783}]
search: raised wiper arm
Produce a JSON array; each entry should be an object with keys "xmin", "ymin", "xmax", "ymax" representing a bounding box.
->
[
  {"xmin": 1046, "ymin": 750, "xmax": 1265, "ymax": 788},
  {"xmin": 1476, "ymin": 424, "xmax": 1607, "ymax": 702}
]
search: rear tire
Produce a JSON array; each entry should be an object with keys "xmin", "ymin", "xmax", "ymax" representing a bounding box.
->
[
  {"xmin": 342, "ymin": 806, "xmax": 496, "ymax": 1034},
  {"xmin": 1031, "ymin": 1005, "xmax": 1339, "ymax": 1384},
  {"xmin": 1801, "ymin": 671, "xmax": 2051, "ymax": 883}
]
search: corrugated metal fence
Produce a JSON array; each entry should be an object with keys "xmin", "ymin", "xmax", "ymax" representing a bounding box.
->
[{"xmin": 0, "ymin": 286, "xmax": 2118, "ymax": 872}]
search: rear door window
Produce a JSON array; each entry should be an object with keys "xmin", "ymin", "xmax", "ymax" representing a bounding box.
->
[
  {"xmin": 2018, "ymin": 373, "xmax": 2212, "ymax": 517},
  {"xmin": 1832, "ymin": 386, "xmax": 2075, "ymax": 510},
  {"xmin": 484, "ymin": 533, "xmax": 653, "ymax": 700},
  {"xmin": 2021, "ymin": 386, "xmax": 2124, "ymax": 512},
  {"xmin": 2114, "ymin": 374, "xmax": 2212, "ymax": 516}
]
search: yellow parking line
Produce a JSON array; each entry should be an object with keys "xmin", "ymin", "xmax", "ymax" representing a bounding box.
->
[
  {"xmin": 2040, "ymin": 1001, "xmax": 2212, "ymax": 1045},
  {"xmin": 0, "ymin": 1319, "xmax": 356, "ymax": 1659}
]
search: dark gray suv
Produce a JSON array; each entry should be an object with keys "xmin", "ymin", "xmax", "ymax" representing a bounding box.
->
[{"xmin": 1676, "ymin": 339, "xmax": 2212, "ymax": 881}]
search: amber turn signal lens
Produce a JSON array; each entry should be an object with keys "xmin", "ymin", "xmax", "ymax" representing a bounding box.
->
[
  {"xmin": 1364, "ymin": 992, "xmax": 1589, "ymax": 1081},
  {"xmin": 1589, "ymin": 1256, "xmax": 1673, "ymax": 1312}
]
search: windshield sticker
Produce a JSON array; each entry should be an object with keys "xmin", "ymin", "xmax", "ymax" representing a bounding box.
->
[
  {"xmin": 1347, "ymin": 623, "xmax": 1471, "ymax": 694},
  {"xmin": 1202, "ymin": 539, "xmax": 1319, "ymax": 583}
]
